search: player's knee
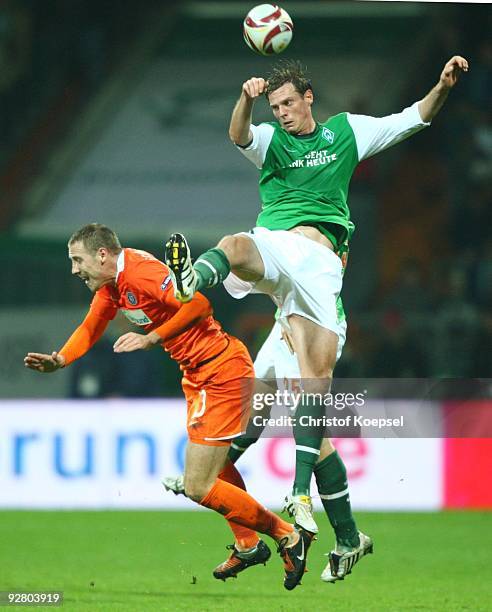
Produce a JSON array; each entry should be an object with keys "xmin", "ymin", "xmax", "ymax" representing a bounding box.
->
[
  {"xmin": 319, "ymin": 366, "xmax": 334, "ymax": 380},
  {"xmin": 184, "ymin": 478, "xmax": 213, "ymax": 503},
  {"xmin": 217, "ymin": 234, "xmax": 250, "ymax": 267},
  {"xmin": 304, "ymin": 365, "xmax": 334, "ymax": 382},
  {"xmin": 217, "ymin": 234, "xmax": 236, "ymax": 253},
  {"xmin": 184, "ymin": 483, "xmax": 204, "ymax": 502}
]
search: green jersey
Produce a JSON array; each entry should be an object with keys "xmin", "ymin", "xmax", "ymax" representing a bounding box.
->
[
  {"xmin": 258, "ymin": 115, "xmax": 357, "ymax": 247},
  {"xmin": 238, "ymin": 102, "xmax": 429, "ymax": 249}
]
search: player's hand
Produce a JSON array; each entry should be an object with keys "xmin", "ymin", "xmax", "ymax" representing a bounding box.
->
[
  {"xmin": 439, "ymin": 56, "xmax": 468, "ymax": 89},
  {"xmin": 113, "ymin": 332, "xmax": 155, "ymax": 353},
  {"xmin": 242, "ymin": 77, "xmax": 268, "ymax": 100},
  {"xmin": 24, "ymin": 351, "xmax": 65, "ymax": 373}
]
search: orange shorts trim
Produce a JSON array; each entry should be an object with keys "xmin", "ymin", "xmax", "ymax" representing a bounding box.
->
[{"xmin": 182, "ymin": 336, "xmax": 254, "ymax": 446}]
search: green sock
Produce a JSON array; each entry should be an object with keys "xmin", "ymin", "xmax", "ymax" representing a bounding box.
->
[
  {"xmin": 314, "ymin": 451, "xmax": 359, "ymax": 548},
  {"xmin": 194, "ymin": 248, "xmax": 231, "ymax": 291},
  {"xmin": 227, "ymin": 437, "xmax": 257, "ymax": 464},
  {"xmin": 293, "ymin": 395, "xmax": 324, "ymax": 496}
]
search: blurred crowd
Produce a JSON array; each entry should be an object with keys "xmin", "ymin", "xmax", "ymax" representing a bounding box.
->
[
  {"xmin": 335, "ymin": 10, "xmax": 492, "ymax": 380},
  {"xmin": 1, "ymin": 0, "xmax": 113, "ymax": 163},
  {"xmin": 0, "ymin": 0, "xmax": 160, "ymax": 228}
]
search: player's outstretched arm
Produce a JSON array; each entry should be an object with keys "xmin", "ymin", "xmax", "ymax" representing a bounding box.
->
[
  {"xmin": 25, "ymin": 311, "xmax": 109, "ymax": 372},
  {"xmin": 418, "ymin": 55, "xmax": 469, "ymax": 123},
  {"xmin": 24, "ymin": 351, "xmax": 66, "ymax": 373},
  {"xmin": 229, "ymin": 77, "xmax": 267, "ymax": 145}
]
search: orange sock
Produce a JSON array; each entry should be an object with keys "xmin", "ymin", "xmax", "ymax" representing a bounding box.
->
[
  {"xmin": 218, "ymin": 461, "xmax": 259, "ymax": 550},
  {"xmin": 200, "ymin": 478, "xmax": 294, "ymax": 542},
  {"xmin": 218, "ymin": 460, "xmax": 247, "ymax": 489}
]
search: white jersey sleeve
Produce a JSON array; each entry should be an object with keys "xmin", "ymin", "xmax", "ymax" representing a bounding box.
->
[
  {"xmin": 347, "ymin": 101, "xmax": 431, "ymax": 162},
  {"xmin": 235, "ymin": 123, "xmax": 275, "ymax": 169}
]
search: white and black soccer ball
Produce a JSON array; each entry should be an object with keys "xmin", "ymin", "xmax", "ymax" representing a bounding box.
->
[{"xmin": 243, "ymin": 4, "xmax": 293, "ymax": 56}]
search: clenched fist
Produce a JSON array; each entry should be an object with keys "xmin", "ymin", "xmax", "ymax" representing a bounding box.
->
[{"xmin": 242, "ymin": 77, "xmax": 268, "ymax": 100}]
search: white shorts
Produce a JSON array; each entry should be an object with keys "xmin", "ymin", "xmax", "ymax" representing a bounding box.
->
[
  {"xmin": 224, "ymin": 227, "xmax": 344, "ymax": 335},
  {"xmin": 254, "ymin": 319, "xmax": 347, "ymax": 380}
]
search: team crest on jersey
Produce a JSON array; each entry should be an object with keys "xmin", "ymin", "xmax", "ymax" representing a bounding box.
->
[
  {"xmin": 126, "ymin": 291, "xmax": 137, "ymax": 305},
  {"xmin": 322, "ymin": 127, "xmax": 335, "ymax": 144}
]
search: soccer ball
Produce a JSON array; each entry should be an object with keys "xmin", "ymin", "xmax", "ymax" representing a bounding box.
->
[{"xmin": 243, "ymin": 4, "xmax": 293, "ymax": 56}]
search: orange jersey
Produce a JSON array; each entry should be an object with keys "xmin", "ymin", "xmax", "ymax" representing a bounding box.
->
[{"xmin": 90, "ymin": 248, "xmax": 228, "ymax": 368}]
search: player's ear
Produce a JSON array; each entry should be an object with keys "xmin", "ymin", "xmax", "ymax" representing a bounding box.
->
[
  {"xmin": 98, "ymin": 247, "xmax": 108, "ymax": 263},
  {"xmin": 304, "ymin": 89, "xmax": 314, "ymax": 106}
]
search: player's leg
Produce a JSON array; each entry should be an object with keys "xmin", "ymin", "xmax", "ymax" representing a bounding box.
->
[
  {"xmin": 162, "ymin": 419, "xmax": 274, "ymax": 578},
  {"xmin": 227, "ymin": 326, "xmax": 280, "ymax": 462},
  {"xmin": 184, "ymin": 338, "xmax": 313, "ymax": 590},
  {"xmin": 163, "ymin": 324, "xmax": 283, "ymax": 577},
  {"xmin": 164, "ymin": 323, "xmax": 279, "ymax": 477},
  {"xmin": 184, "ymin": 441, "xmax": 292, "ymax": 543},
  {"xmin": 211, "ymin": 459, "xmax": 272, "ymax": 580},
  {"xmin": 162, "ymin": 456, "xmax": 270, "ymax": 580},
  {"xmin": 227, "ymin": 379, "xmax": 279, "ymax": 463},
  {"xmin": 227, "ymin": 437, "xmax": 256, "ymax": 463},
  {"xmin": 216, "ymin": 460, "xmax": 259, "ymax": 549},
  {"xmin": 213, "ymin": 322, "xmax": 299, "ymax": 578},
  {"xmin": 275, "ymin": 314, "xmax": 372, "ymax": 581},
  {"xmin": 283, "ymin": 313, "xmax": 338, "ymax": 534},
  {"xmin": 184, "ymin": 440, "xmax": 313, "ymax": 590},
  {"xmin": 161, "ymin": 437, "xmax": 257, "ymax": 491},
  {"xmin": 315, "ymin": 439, "xmax": 358, "ymax": 547},
  {"xmin": 315, "ymin": 439, "xmax": 373, "ymax": 582},
  {"xmin": 165, "ymin": 232, "xmax": 263, "ymax": 302}
]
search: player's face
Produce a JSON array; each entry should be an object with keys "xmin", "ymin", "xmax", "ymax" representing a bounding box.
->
[
  {"xmin": 268, "ymin": 82, "xmax": 315, "ymax": 135},
  {"xmin": 68, "ymin": 241, "xmax": 115, "ymax": 292}
]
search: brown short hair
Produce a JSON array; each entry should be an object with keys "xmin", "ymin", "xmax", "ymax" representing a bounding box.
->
[
  {"xmin": 266, "ymin": 59, "xmax": 313, "ymax": 97},
  {"xmin": 68, "ymin": 223, "xmax": 122, "ymax": 255}
]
